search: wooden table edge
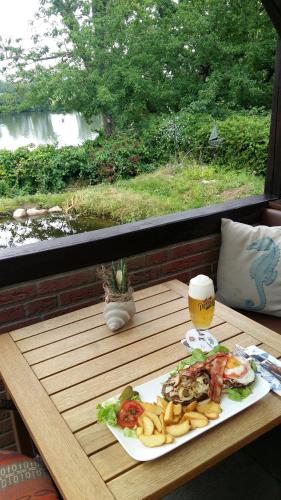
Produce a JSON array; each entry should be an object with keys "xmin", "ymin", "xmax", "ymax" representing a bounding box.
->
[{"xmin": 0, "ymin": 333, "xmax": 114, "ymax": 500}]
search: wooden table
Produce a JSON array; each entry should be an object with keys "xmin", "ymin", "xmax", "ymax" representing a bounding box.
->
[{"xmin": 0, "ymin": 279, "xmax": 281, "ymax": 500}]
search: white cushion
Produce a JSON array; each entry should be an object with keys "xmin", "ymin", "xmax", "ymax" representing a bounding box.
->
[{"xmin": 216, "ymin": 218, "xmax": 281, "ymax": 316}]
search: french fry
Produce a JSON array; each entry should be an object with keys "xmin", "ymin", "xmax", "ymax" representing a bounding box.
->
[
  {"xmin": 157, "ymin": 396, "xmax": 168, "ymax": 410},
  {"xmin": 164, "ymin": 401, "xmax": 174, "ymax": 424},
  {"xmin": 136, "ymin": 427, "xmax": 143, "ymax": 437},
  {"xmin": 183, "ymin": 401, "xmax": 197, "ymax": 412},
  {"xmin": 173, "ymin": 403, "xmax": 182, "ymax": 416},
  {"xmin": 179, "ymin": 413, "xmax": 190, "ymax": 423},
  {"xmin": 142, "ymin": 415, "xmax": 154, "ymax": 436},
  {"xmin": 196, "ymin": 401, "xmax": 221, "ymax": 419},
  {"xmin": 139, "ymin": 402, "xmax": 163, "ymax": 415},
  {"xmin": 184, "ymin": 411, "xmax": 209, "ymax": 429},
  {"xmin": 204, "ymin": 411, "xmax": 220, "ymax": 420},
  {"xmin": 165, "ymin": 434, "xmax": 174, "ymax": 444},
  {"xmin": 160, "ymin": 413, "xmax": 166, "ymax": 434},
  {"xmin": 139, "ymin": 434, "xmax": 166, "ymax": 447},
  {"xmin": 143, "ymin": 411, "xmax": 162, "ymax": 432},
  {"xmin": 166, "ymin": 420, "xmax": 190, "ymax": 437},
  {"xmin": 137, "ymin": 415, "xmax": 143, "ymax": 430}
]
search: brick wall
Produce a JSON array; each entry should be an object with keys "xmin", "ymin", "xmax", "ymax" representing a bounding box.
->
[{"xmin": 0, "ymin": 232, "xmax": 220, "ymax": 450}]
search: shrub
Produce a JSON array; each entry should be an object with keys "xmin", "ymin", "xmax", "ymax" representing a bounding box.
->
[
  {"xmin": 0, "ymin": 134, "xmax": 155, "ymax": 196},
  {"xmin": 0, "ymin": 111, "xmax": 270, "ymax": 197},
  {"xmin": 153, "ymin": 111, "xmax": 270, "ymax": 175}
]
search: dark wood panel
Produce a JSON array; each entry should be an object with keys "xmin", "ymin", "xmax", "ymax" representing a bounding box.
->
[
  {"xmin": 0, "ymin": 195, "xmax": 273, "ymax": 287},
  {"xmin": 265, "ymin": 37, "xmax": 281, "ymax": 196}
]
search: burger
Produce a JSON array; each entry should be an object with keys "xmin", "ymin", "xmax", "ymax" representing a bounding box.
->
[
  {"xmin": 162, "ymin": 352, "xmax": 256, "ymax": 404},
  {"xmin": 162, "ymin": 362, "xmax": 210, "ymax": 405}
]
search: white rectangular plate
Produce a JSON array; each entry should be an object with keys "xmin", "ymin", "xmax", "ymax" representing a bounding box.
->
[{"xmin": 107, "ymin": 373, "xmax": 270, "ymax": 461}]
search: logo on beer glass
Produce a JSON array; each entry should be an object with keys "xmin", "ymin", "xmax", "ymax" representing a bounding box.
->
[{"xmin": 188, "ymin": 275, "xmax": 215, "ymax": 331}]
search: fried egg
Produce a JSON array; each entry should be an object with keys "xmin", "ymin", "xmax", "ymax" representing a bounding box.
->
[{"xmin": 223, "ymin": 356, "xmax": 255, "ymax": 385}]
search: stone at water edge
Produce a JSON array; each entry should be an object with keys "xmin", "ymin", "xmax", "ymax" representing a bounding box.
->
[
  {"xmin": 26, "ymin": 208, "xmax": 48, "ymax": 216},
  {"xmin": 48, "ymin": 206, "xmax": 62, "ymax": 213},
  {"xmin": 13, "ymin": 208, "xmax": 27, "ymax": 218}
]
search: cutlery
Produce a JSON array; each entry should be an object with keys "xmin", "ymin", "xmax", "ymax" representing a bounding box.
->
[{"xmin": 234, "ymin": 345, "xmax": 281, "ymax": 383}]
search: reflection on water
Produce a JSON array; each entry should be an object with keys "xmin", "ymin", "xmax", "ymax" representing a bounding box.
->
[
  {"xmin": 0, "ymin": 214, "xmax": 115, "ymax": 249},
  {"xmin": 0, "ymin": 112, "xmax": 101, "ymax": 150}
]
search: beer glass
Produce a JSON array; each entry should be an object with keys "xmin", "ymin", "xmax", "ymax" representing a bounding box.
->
[{"xmin": 188, "ymin": 275, "xmax": 215, "ymax": 333}]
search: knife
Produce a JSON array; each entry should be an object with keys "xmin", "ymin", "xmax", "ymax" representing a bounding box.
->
[{"xmin": 251, "ymin": 353, "xmax": 281, "ymax": 382}]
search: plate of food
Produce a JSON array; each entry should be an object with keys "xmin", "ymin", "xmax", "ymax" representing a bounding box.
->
[{"xmin": 96, "ymin": 346, "xmax": 270, "ymax": 461}]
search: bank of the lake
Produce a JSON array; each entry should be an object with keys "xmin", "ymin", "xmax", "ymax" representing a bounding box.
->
[{"xmin": 0, "ymin": 162, "xmax": 264, "ymax": 225}]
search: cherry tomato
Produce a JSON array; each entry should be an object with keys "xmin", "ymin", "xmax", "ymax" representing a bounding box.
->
[{"xmin": 117, "ymin": 400, "xmax": 144, "ymax": 429}]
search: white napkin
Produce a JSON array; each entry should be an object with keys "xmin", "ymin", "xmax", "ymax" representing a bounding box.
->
[
  {"xmin": 181, "ymin": 328, "xmax": 219, "ymax": 353},
  {"xmin": 245, "ymin": 345, "xmax": 281, "ymax": 396}
]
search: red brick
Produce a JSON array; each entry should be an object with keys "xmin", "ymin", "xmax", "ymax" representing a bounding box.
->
[
  {"xmin": 146, "ymin": 250, "xmax": 168, "ymax": 266},
  {"xmin": 59, "ymin": 283, "xmax": 102, "ymax": 306},
  {"xmin": 189, "ymin": 265, "xmax": 213, "ymax": 280},
  {"xmin": 26, "ymin": 297, "xmax": 58, "ymax": 316},
  {"xmin": 0, "ymin": 305, "xmax": 25, "ymax": 323},
  {"xmin": 162, "ymin": 254, "xmax": 205, "ymax": 275},
  {"xmin": 130, "ymin": 267, "xmax": 162, "ymax": 286},
  {"xmin": 170, "ymin": 234, "xmax": 221, "ymax": 259},
  {"xmin": 202, "ymin": 249, "xmax": 220, "ymax": 263},
  {"xmin": 127, "ymin": 255, "xmax": 146, "ymax": 270},
  {"xmin": 42, "ymin": 295, "xmax": 103, "ymax": 320},
  {"xmin": 38, "ymin": 269, "xmax": 96, "ymax": 294},
  {"xmin": 0, "ymin": 283, "xmax": 36, "ymax": 306}
]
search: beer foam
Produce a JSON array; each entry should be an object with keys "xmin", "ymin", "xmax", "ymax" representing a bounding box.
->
[{"xmin": 189, "ymin": 274, "xmax": 214, "ymax": 300}]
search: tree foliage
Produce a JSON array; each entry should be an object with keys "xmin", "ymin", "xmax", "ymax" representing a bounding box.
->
[{"xmin": 0, "ymin": 0, "xmax": 276, "ymax": 126}]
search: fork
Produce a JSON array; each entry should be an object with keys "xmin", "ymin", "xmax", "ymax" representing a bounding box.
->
[{"xmin": 234, "ymin": 345, "xmax": 281, "ymax": 382}]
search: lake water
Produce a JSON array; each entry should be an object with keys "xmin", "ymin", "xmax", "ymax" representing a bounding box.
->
[
  {"xmin": 0, "ymin": 111, "xmax": 101, "ymax": 150},
  {"xmin": 0, "ymin": 213, "xmax": 115, "ymax": 248}
]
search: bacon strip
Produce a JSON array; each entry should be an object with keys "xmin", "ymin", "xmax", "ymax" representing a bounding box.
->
[{"xmin": 205, "ymin": 354, "xmax": 229, "ymax": 402}]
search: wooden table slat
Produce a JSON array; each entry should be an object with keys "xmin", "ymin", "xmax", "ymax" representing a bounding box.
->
[
  {"xmin": 23, "ymin": 299, "xmax": 190, "ymax": 365},
  {"xmin": 17, "ymin": 289, "xmax": 180, "ymax": 353},
  {"xmin": 33, "ymin": 304, "xmax": 190, "ymax": 379}
]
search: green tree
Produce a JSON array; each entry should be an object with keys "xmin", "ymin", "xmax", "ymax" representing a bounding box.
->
[{"xmin": 0, "ymin": 0, "xmax": 276, "ymax": 127}]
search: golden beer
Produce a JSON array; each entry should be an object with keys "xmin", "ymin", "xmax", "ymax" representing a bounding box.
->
[
  {"xmin": 188, "ymin": 274, "xmax": 215, "ymax": 331},
  {"xmin": 188, "ymin": 295, "xmax": 215, "ymax": 330}
]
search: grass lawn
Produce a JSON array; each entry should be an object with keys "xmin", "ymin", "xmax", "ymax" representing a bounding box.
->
[{"xmin": 0, "ymin": 161, "xmax": 264, "ymax": 224}]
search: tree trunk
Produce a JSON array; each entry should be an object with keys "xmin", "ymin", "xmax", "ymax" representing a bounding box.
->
[{"xmin": 102, "ymin": 114, "xmax": 114, "ymax": 136}]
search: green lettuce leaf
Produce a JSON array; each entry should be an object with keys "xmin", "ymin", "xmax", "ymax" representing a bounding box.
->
[
  {"xmin": 207, "ymin": 345, "xmax": 230, "ymax": 356},
  {"xmin": 96, "ymin": 401, "xmax": 120, "ymax": 426},
  {"xmin": 123, "ymin": 427, "xmax": 138, "ymax": 438},
  {"xmin": 226, "ymin": 383, "xmax": 254, "ymax": 401},
  {"xmin": 174, "ymin": 345, "xmax": 230, "ymax": 373}
]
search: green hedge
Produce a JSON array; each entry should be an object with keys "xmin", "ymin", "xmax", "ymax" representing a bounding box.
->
[
  {"xmin": 0, "ymin": 111, "xmax": 270, "ymax": 196},
  {"xmin": 0, "ymin": 134, "xmax": 154, "ymax": 196},
  {"xmin": 153, "ymin": 111, "xmax": 270, "ymax": 175}
]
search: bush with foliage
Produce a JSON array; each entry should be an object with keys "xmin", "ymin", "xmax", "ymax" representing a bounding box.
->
[
  {"xmin": 0, "ymin": 134, "xmax": 154, "ymax": 196},
  {"xmin": 0, "ymin": 111, "xmax": 270, "ymax": 197},
  {"xmin": 154, "ymin": 111, "xmax": 270, "ymax": 175}
]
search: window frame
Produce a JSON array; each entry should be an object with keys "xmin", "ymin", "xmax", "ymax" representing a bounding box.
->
[{"xmin": 0, "ymin": 0, "xmax": 280, "ymax": 288}]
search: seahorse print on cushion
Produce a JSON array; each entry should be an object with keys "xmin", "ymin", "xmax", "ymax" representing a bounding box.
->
[{"xmin": 245, "ymin": 237, "xmax": 280, "ymax": 311}]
